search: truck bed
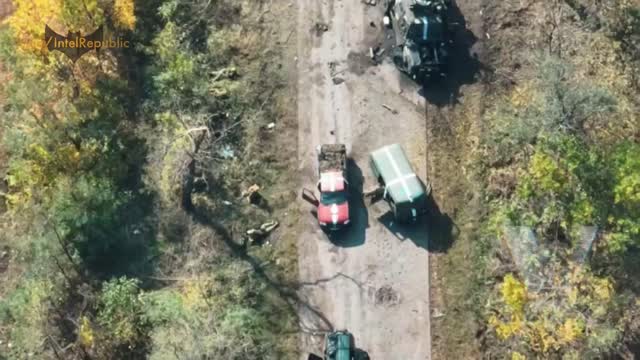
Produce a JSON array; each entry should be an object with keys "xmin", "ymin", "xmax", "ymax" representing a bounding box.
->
[{"xmin": 318, "ymin": 144, "xmax": 347, "ymax": 174}]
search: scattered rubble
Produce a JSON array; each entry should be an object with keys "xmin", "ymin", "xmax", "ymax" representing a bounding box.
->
[
  {"xmin": 241, "ymin": 184, "xmax": 262, "ymax": 204},
  {"xmin": 381, "ymin": 104, "xmax": 398, "ymax": 114},
  {"xmin": 369, "ymin": 46, "xmax": 385, "ymax": 64},
  {"xmin": 246, "ymin": 220, "xmax": 280, "ymax": 243},
  {"xmin": 315, "ymin": 22, "xmax": 329, "ymax": 36},
  {"xmin": 364, "ymin": 186, "xmax": 384, "ymax": 204},
  {"xmin": 210, "ymin": 67, "xmax": 238, "ymax": 81},
  {"xmin": 329, "ymin": 61, "xmax": 347, "ymax": 77}
]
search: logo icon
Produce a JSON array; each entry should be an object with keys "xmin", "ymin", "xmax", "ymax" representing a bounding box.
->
[{"xmin": 44, "ymin": 25, "xmax": 130, "ymax": 62}]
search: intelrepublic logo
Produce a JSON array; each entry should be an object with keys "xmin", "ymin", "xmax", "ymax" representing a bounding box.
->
[{"xmin": 44, "ymin": 25, "xmax": 130, "ymax": 62}]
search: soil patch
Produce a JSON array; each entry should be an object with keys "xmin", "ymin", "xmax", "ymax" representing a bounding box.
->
[{"xmin": 374, "ymin": 285, "xmax": 400, "ymax": 306}]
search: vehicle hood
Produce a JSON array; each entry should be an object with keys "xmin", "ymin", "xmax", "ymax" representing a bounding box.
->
[
  {"xmin": 320, "ymin": 171, "xmax": 346, "ymax": 192},
  {"xmin": 318, "ymin": 202, "xmax": 349, "ymax": 225}
]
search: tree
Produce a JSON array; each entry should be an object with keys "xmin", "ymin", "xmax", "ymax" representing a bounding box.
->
[
  {"xmin": 485, "ymin": 55, "xmax": 617, "ymax": 165},
  {"xmin": 488, "ymin": 263, "xmax": 627, "ymax": 357},
  {"xmin": 97, "ymin": 277, "xmax": 145, "ymax": 346}
]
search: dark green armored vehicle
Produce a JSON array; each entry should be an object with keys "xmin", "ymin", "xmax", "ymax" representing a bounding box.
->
[
  {"xmin": 317, "ymin": 330, "xmax": 368, "ymax": 360},
  {"xmin": 370, "ymin": 144, "xmax": 431, "ymax": 222},
  {"xmin": 323, "ymin": 331, "xmax": 352, "ymax": 360},
  {"xmin": 385, "ymin": 0, "xmax": 451, "ymax": 81}
]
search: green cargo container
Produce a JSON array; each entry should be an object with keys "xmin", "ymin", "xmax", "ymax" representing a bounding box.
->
[{"xmin": 370, "ymin": 143, "xmax": 430, "ymax": 222}]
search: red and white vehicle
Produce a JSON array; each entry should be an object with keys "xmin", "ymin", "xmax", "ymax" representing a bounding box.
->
[{"xmin": 302, "ymin": 144, "xmax": 351, "ymax": 231}]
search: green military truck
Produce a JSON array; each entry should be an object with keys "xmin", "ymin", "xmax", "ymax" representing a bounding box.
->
[
  {"xmin": 369, "ymin": 143, "xmax": 431, "ymax": 222},
  {"xmin": 324, "ymin": 331, "xmax": 353, "ymax": 360},
  {"xmin": 308, "ymin": 330, "xmax": 369, "ymax": 360}
]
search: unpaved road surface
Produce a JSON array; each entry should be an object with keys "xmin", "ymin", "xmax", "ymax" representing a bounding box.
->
[{"xmin": 295, "ymin": 1, "xmax": 431, "ymax": 359}]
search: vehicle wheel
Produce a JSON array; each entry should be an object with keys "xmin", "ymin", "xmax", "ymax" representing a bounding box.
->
[
  {"xmin": 391, "ymin": 47, "xmax": 405, "ymax": 70},
  {"xmin": 384, "ymin": 0, "xmax": 395, "ymax": 16}
]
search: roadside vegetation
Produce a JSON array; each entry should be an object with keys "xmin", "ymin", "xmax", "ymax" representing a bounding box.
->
[
  {"xmin": 0, "ymin": 0, "xmax": 298, "ymax": 359},
  {"xmin": 476, "ymin": 1, "xmax": 640, "ymax": 358},
  {"xmin": 432, "ymin": 0, "xmax": 639, "ymax": 358}
]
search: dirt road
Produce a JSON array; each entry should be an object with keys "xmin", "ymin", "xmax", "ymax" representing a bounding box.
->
[{"xmin": 295, "ymin": 1, "xmax": 432, "ymax": 359}]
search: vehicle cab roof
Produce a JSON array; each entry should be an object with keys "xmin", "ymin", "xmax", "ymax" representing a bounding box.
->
[
  {"xmin": 325, "ymin": 332, "xmax": 352, "ymax": 360},
  {"xmin": 320, "ymin": 171, "xmax": 346, "ymax": 192}
]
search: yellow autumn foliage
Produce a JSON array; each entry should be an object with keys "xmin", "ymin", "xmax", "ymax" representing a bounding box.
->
[
  {"xmin": 492, "ymin": 313, "xmax": 524, "ymax": 340},
  {"xmin": 180, "ymin": 279, "xmax": 210, "ymax": 310},
  {"xmin": 113, "ymin": 0, "xmax": 136, "ymax": 30},
  {"xmin": 490, "ymin": 262, "xmax": 620, "ymax": 356},
  {"xmin": 8, "ymin": 0, "xmax": 62, "ymax": 55},
  {"xmin": 529, "ymin": 319, "xmax": 556, "ymax": 353},
  {"xmin": 78, "ymin": 316, "xmax": 95, "ymax": 348},
  {"xmin": 592, "ymin": 277, "xmax": 613, "ymax": 302},
  {"xmin": 557, "ymin": 318, "xmax": 584, "ymax": 345},
  {"xmin": 501, "ymin": 274, "xmax": 528, "ymax": 313},
  {"xmin": 509, "ymin": 81, "xmax": 537, "ymax": 110},
  {"xmin": 529, "ymin": 152, "xmax": 568, "ymax": 194}
]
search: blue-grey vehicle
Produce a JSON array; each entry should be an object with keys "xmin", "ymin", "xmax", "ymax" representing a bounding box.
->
[{"xmin": 385, "ymin": 0, "xmax": 451, "ymax": 81}]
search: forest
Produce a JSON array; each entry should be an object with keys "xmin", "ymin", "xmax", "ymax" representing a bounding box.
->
[{"xmin": 0, "ymin": 0, "xmax": 299, "ymax": 359}]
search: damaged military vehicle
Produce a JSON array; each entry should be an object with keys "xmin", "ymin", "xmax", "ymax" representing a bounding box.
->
[{"xmin": 384, "ymin": 0, "xmax": 452, "ymax": 82}]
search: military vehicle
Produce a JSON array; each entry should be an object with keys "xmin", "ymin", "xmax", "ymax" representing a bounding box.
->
[
  {"xmin": 307, "ymin": 330, "xmax": 369, "ymax": 360},
  {"xmin": 369, "ymin": 144, "xmax": 430, "ymax": 222},
  {"xmin": 301, "ymin": 144, "xmax": 351, "ymax": 231},
  {"xmin": 384, "ymin": 0, "xmax": 451, "ymax": 81}
]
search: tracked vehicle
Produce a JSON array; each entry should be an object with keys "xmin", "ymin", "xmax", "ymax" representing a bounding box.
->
[{"xmin": 385, "ymin": 0, "xmax": 451, "ymax": 81}]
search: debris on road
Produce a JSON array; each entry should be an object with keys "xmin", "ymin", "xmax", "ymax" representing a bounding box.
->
[
  {"xmin": 369, "ymin": 46, "xmax": 385, "ymax": 64},
  {"xmin": 329, "ymin": 61, "xmax": 347, "ymax": 77},
  {"xmin": 433, "ymin": 310, "xmax": 446, "ymax": 319},
  {"xmin": 364, "ymin": 186, "xmax": 384, "ymax": 203},
  {"xmin": 381, "ymin": 104, "xmax": 398, "ymax": 114},
  {"xmin": 315, "ymin": 22, "xmax": 329, "ymax": 36}
]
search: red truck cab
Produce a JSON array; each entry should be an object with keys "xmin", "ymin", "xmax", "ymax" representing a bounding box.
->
[{"xmin": 317, "ymin": 171, "xmax": 350, "ymax": 231}]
